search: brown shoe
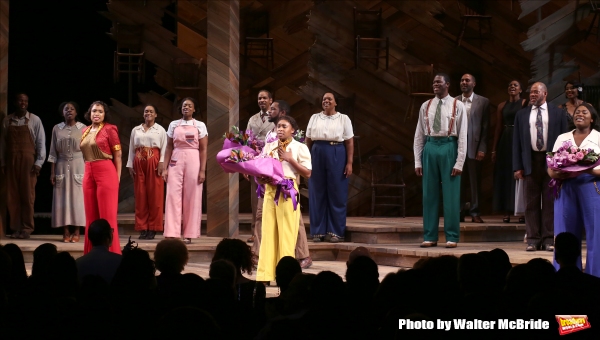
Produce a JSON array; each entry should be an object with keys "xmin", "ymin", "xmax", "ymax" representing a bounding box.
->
[
  {"xmin": 471, "ymin": 216, "xmax": 484, "ymax": 223},
  {"xmin": 445, "ymin": 241, "xmax": 458, "ymax": 248},
  {"xmin": 247, "ymin": 235, "xmax": 254, "ymax": 243},
  {"xmin": 17, "ymin": 233, "xmax": 30, "ymax": 239},
  {"xmin": 420, "ymin": 241, "xmax": 437, "ymax": 248},
  {"xmin": 71, "ymin": 235, "xmax": 80, "ymax": 243},
  {"xmin": 299, "ymin": 257, "xmax": 313, "ymax": 269}
]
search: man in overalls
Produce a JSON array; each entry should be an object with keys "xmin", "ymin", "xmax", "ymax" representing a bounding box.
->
[{"xmin": 1, "ymin": 93, "xmax": 46, "ymax": 239}]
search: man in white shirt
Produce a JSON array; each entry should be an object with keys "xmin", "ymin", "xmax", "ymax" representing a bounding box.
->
[
  {"xmin": 414, "ymin": 74, "xmax": 467, "ymax": 248},
  {"xmin": 458, "ymin": 74, "xmax": 490, "ymax": 223},
  {"xmin": 513, "ymin": 82, "xmax": 567, "ymax": 251},
  {"xmin": 245, "ymin": 89, "xmax": 274, "ymax": 243}
]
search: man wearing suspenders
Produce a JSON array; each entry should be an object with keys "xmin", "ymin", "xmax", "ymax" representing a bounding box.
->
[{"xmin": 413, "ymin": 74, "xmax": 468, "ymax": 248}]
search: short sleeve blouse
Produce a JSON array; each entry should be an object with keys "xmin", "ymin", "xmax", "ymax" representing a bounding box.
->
[
  {"xmin": 553, "ymin": 129, "xmax": 600, "ymax": 169},
  {"xmin": 80, "ymin": 123, "xmax": 121, "ymax": 161},
  {"xmin": 306, "ymin": 112, "xmax": 354, "ymax": 142},
  {"xmin": 166, "ymin": 119, "xmax": 208, "ymax": 139},
  {"xmin": 263, "ymin": 139, "xmax": 312, "ymax": 179}
]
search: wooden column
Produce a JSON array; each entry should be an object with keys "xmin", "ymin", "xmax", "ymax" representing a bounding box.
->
[
  {"xmin": 0, "ymin": 0, "xmax": 8, "ymax": 238},
  {"xmin": 206, "ymin": 0, "xmax": 239, "ymax": 237}
]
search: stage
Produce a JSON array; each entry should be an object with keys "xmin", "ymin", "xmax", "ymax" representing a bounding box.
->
[{"xmin": 3, "ymin": 214, "xmax": 580, "ymax": 286}]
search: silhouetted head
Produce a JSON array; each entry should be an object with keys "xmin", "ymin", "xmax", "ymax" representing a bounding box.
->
[
  {"xmin": 209, "ymin": 259, "xmax": 236, "ymax": 288},
  {"xmin": 276, "ymin": 256, "xmax": 301, "ymax": 293},
  {"xmin": 555, "ymin": 232, "xmax": 581, "ymax": 267},
  {"xmin": 32, "ymin": 243, "xmax": 58, "ymax": 278},
  {"xmin": 154, "ymin": 239, "xmax": 189, "ymax": 274},
  {"xmin": 212, "ymin": 238, "xmax": 254, "ymax": 275},
  {"xmin": 88, "ymin": 219, "xmax": 113, "ymax": 247}
]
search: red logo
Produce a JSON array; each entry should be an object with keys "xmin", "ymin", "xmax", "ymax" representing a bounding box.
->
[{"xmin": 556, "ymin": 315, "xmax": 591, "ymax": 335}]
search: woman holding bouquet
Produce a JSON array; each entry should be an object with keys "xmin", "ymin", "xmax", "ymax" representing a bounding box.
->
[
  {"xmin": 549, "ymin": 103, "xmax": 600, "ymax": 277},
  {"xmin": 306, "ymin": 92, "xmax": 354, "ymax": 243},
  {"xmin": 256, "ymin": 116, "xmax": 311, "ymax": 282},
  {"xmin": 126, "ymin": 104, "xmax": 167, "ymax": 240},
  {"xmin": 80, "ymin": 101, "xmax": 122, "ymax": 254},
  {"xmin": 162, "ymin": 97, "xmax": 207, "ymax": 244}
]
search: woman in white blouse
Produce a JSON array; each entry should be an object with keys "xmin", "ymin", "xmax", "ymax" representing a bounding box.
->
[
  {"xmin": 305, "ymin": 92, "xmax": 354, "ymax": 243},
  {"xmin": 162, "ymin": 97, "xmax": 208, "ymax": 244},
  {"xmin": 126, "ymin": 104, "xmax": 167, "ymax": 240},
  {"xmin": 256, "ymin": 116, "xmax": 312, "ymax": 282},
  {"xmin": 548, "ymin": 103, "xmax": 600, "ymax": 277}
]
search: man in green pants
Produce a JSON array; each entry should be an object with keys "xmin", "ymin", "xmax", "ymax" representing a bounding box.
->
[{"xmin": 413, "ymin": 73, "xmax": 467, "ymax": 248}]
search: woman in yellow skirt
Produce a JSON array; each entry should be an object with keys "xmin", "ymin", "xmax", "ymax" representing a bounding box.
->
[{"xmin": 256, "ymin": 116, "xmax": 312, "ymax": 282}]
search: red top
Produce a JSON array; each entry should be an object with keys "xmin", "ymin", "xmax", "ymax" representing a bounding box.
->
[{"xmin": 81, "ymin": 123, "xmax": 121, "ymax": 159}]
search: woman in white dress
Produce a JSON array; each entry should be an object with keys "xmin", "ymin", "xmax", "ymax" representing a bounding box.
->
[{"xmin": 48, "ymin": 101, "xmax": 87, "ymax": 242}]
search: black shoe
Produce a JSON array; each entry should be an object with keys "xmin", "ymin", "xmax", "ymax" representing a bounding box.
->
[
  {"xmin": 526, "ymin": 244, "xmax": 536, "ymax": 252},
  {"xmin": 324, "ymin": 234, "xmax": 332, "ymax": 242},
  {"xmin": 312, "ymin": 236, "xmax": 323, "ymax": 243},
  {"xmin": 543, "ymin": 244, "xmax": 555, "ymax": 252},
  {"xmin": 139, "ymin": 230, "xmax": 148, "ymax": 239},
  {"xmin": 146, "ymin": 231, "xmax": 156, "ymax": 240},
  {"xmin": 9, "ymin": 231, "xmax": 20, "ymax": 239}
]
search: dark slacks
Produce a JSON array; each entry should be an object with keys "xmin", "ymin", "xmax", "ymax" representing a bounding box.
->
[
  {"xmin": 523, "ymin": 151, "xmax": 554, "ymax": 246},
  {"xmin": 309, "ymin": 141, "xmax": 348, "ymax": 238},
  {"xmin": 461, "ymin": 157, "xmax": 482, "ymax": 216}
]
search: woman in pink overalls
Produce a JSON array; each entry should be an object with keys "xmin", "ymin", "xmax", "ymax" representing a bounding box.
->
[{"xmin": 162, "ymin": 97, "xmax": 208, "ymax": 244}]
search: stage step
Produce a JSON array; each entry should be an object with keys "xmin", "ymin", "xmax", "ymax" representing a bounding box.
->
[
  {"xmin": 30, "ymin": 214, "xmax": 526, "ymax": 244},
  {"xmin": 3, "ymin": 235, "xmax": 575, "ymax": 270}
]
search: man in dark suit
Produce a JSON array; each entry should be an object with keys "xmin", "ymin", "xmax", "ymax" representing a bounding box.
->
[
  {"xmin": 513, "ymin": 82, "xmax": 568, "ymax": 252},
  {"xmin": 76, "ymin": 219, "xmax": 122, "ymax": 284},
  {"xmin": 458, "ymin": 74, "xmax": 490, "ymax": 223}
]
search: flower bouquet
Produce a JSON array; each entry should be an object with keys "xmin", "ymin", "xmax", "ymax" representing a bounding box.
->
[
  {"xmin": 216, "ymin": 148, "xmax": 284, "ymax": 185},
  {"xmin": 546, "ymin": 140, "xmax": 600, "ymax": 197},
  {"xmin": 223, "ymin": 126, "xmax": 265, "ymax": 153}
]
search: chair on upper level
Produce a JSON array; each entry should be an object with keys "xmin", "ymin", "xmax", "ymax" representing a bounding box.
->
[
  {"xmin": 243, "ymin": 11, "xmax": 274, "ymax": 69},
  {"xmin": 456, "ymin": 0, "xmax": 493, "ymax": 47},
  {"xmin": 369, "ymin": 155, "xmax": 405, "ymax": 217},
  {"xmin": 404, "ymin": 63, "xmax": 434, "ymax": 122},
  {"xmin": 585, "ymin": 1, "xmax": 600, "ymax": 41},
  {"xmin": 113, "ymin": 23, "xmax": 145, "ymax": 83},
  {"xmin": 354, "ymin": 7, "xmax": 389, "ymax": 70}
]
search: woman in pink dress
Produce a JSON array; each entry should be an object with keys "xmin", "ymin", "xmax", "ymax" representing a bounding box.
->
[{"xmin": 162, "ymin": 97, "xmax": 208, "ymax": 244}]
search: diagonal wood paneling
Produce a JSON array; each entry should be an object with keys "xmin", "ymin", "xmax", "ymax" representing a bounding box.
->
[
  {"xmin": 206, "ymin": 0, "xmax": 240, "ymax": 237},
  {"xmin": 0, "ymin": 0, "xmax": 8, "ymax": 237}
]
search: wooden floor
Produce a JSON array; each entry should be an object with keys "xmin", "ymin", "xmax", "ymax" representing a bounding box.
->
[{"xmin": 6, "ymin": 214, "xmax": 577, "ymax": 287}]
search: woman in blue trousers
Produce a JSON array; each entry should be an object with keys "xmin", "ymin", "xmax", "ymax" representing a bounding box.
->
[
  {"xmin": 549, "ymin": 103, "xmax": 600, "ymax": 277},
  {"xmin": 306, "ymin": 92, "xmax": 354, "ymax": 243}
]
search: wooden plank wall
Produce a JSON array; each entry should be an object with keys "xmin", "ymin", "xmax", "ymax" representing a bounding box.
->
[
  {"xmin": 0, "ymin": 0, "xmax": 8, "ymax": 237},
  {"xmin": 206, "ymin": 0, "xmax": 240, "ymax": 237}
]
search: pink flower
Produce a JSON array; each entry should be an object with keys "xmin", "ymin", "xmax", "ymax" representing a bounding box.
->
[
  {"xmin": 567, "ymin": 154, "xmax": 577, "ymax": 163},
  {"xmin": 571, "ymin": 146, "xmax": 578, "ymax": 153},
  {"xmin": 576, "ymin": 152, "xmax": 584, "ymax": 160}
]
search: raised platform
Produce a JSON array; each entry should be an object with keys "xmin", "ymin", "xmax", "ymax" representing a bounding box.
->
[
  {"xmin": 32, "ymin": 213, "xmax": 527, "ymax": 244},
  {"xmin": 2, "ymin": 234, "xmax": 580, "ymax": 270}
]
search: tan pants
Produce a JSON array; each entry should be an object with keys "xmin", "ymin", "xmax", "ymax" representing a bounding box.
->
[{"xmin": 251, "ymin": 196, "xmax": 310, "ymax": 259}]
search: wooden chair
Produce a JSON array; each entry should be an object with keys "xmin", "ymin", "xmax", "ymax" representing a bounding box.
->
[
  {"xmin": 243, "ymin": 11, "xmax": 274, "ymax": 69},
  {"xmin": 369, "ymin": 155, "xmax": 405, "ymax": 217},
  {"xmin": 456, "ymin": 0, "xmax": 492, "ymax": 47},
  {"xmin": 172, "ymin": 57, "xmax": 203, "ymax": 92},
  {"xmin": 113, "ymin": 23, "xmax": 145, "ymax": 83},
  {"xmin": 404, "ymin": 63, "xmax": 434, "ymax": 121},
  {"xmin": 585, "ymin": 1, "xmax": 600, "ymax": 41},
  {"xmin": 354, "ymin": 7, "xmax": 389, "ymax": 70}
]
